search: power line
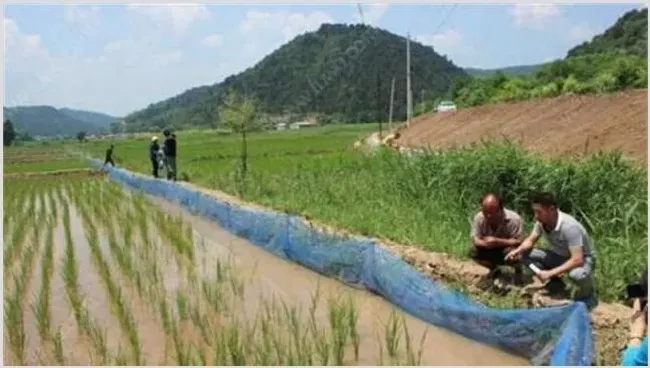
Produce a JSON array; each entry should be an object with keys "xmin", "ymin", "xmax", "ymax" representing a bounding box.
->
[
  {"xmin": 357, "ymin": 3, "xmax": 365, "ymax": 24},
  {"xmin": 432, "ymin": 4, "xmax": 458, "ymax": 37}
]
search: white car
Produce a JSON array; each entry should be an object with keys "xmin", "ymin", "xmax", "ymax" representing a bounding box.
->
[{"xmin": 434, "ymin": 101, "xmax": 457, "ymax": 113}]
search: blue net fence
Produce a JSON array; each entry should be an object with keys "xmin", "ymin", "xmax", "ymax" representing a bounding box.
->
[{"xmin": 89, "ymin": 160, "xmax": 594, "ymax": 366}]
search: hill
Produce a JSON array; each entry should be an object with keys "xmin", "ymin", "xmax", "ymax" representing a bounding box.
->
[
  {"xmin": 568, "ymin": 7, "xmax": 647, "ymax": 58},
  {"xmin": 464, "ymin": 64, "xmax": 543, "ymax": 77},
  {"xmin": 124, "ymin": 23, "xmax": 468, "ymax": 132},
  {"xmin": 397, "ymin": 89, "xmax": 647, "ymax": 165},
  {"xmin": 450, "ymin": 7, "xmax": 647, "ymax": 108},
  {"xmin": 3, "ymin": 106, "xmax": 116, "ymax": 137},
  {"xmin": 58, "ymin": 108, "xmax": 118, "ymax": 130}
]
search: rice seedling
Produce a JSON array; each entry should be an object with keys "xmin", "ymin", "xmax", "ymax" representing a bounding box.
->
[
  {"xmin": 5, "ymin": 279, "xmax": 27, "ymax": 365},
  {"xmin": 80, "ymin": 205, "xmax": 142, "ymax": 365},
  {"xmin": 33, "ymin": 224, "xmax": 55, "ymax": 340},
  {"xmin": 50, "ymin": 327, "xmax": 66, "ymax": 365}
]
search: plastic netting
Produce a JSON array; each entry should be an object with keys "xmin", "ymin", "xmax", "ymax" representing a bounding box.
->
[{"xmin": 90, "ymin": 160, "xmax": 594, "ymax": 366}]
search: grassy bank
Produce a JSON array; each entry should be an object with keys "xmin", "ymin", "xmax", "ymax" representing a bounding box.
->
[
  {"xmin": 215, "ymin": 141, "xmax": 647, "ymax": 303},
  {"xmin": 81, "ymin": 129, "xmax": 647, "ymax": 303}
]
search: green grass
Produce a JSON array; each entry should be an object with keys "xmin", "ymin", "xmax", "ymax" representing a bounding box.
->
[{"xmin": 75, "ymin": 124, "xmax": 380, "ymax": 180}]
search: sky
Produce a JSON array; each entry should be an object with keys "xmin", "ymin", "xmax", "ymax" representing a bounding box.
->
[{"xmin": 3, "ymin": 2, "xmax": 644, "ymax": 117}]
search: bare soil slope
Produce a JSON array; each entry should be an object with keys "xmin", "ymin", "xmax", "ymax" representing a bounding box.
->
[{"xmin": 398, "ymin": 89, "xmax": 648, "ymax": 164}]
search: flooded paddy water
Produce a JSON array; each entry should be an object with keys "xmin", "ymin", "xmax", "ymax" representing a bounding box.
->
[{"xmin": 3, "ymin": 175, "xmax": 529, "ymax": 366}]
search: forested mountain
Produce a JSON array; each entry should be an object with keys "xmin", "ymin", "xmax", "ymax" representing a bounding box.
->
[
  {"xmin": 123, "ymin": 23, "xmax": 468, "ymax": 131},
  {"xmin": 59, "ymin": 108, "xmax": 118, "ymax": 130},
  {"xmin": 3, "ymin": 106, "xmax": 116, "ymax": 137},
  {"xmin": 450, "ymin": 7, "xmax": 647, "ymax": 108},
  {"xmin": 567, "ymin": 7, "xmax": 647, "ymax": 58}
]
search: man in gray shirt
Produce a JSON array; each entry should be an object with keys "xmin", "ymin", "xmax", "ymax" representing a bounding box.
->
[
  {"xmin": 506, "ymin": 192, "xmax": 597, "ymax": 307},
  {"xmin": 470, "ymin": 193, "xmax": 525, "ymax": 287}
]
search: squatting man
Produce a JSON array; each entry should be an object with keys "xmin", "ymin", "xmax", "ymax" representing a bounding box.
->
[{"xmin": 470, "ymin": 192, "xmax": 597, "ymax": 308}]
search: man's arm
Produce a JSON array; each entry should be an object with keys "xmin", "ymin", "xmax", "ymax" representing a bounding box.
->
[
  {"xmin": 470, "ymin": 215, "xmax": 490, "ymax": 248},
  {"xmin": 488, "ymin": 216, "xmax": 526, "ymax": 248},
  {"xmin": 505, "ymin": 223, "xmax": 541, "ymax": 260}
]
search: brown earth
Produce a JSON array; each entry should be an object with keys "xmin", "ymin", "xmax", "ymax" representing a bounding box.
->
[{"xmin": 397, "ymin": 89, "xmax": 648, "ymax": 165}]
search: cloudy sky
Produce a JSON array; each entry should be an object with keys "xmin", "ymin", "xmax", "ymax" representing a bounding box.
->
[{"xmin": 3, "ymin": 2, "xmax": 642, "ymax": 117}]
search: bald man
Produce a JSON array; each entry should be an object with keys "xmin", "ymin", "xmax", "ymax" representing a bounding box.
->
[{"xmin": 469, "ymin": 193, "xmax": 525, "ymax": 285}]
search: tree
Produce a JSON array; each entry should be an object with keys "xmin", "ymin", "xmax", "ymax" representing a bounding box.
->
[
  {"xmin": 109, "ymin": 121, "xmax": 123, "ymax": 134},
  {"xmin": 4, "ymin": 119, "xmax": 16, "ymax": 146},
  {"xmin": 217, "ymin": 90, "xmax": 261, "ymax": 188},
  {"xmin": 77, "ymin": 131, "xmax": 87, "ymax": 142}
]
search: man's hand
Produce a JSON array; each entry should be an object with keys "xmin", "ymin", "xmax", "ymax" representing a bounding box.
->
[
  {"xmin": 536, "ymin": 270, "xmax": 554, "ymax": 281},
  {"xmin": 629, "ymin": 298, "xmax": 647, "ymax": 339},
  {"xmin": 483, "ymin": 236, "xmax": 497, "ymax": 245},
  {"xmin": 505, "ymin": 247, "xmax": 520, "ymax": 261}
]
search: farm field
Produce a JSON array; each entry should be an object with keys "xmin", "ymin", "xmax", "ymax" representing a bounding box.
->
[
  {"xmin": 2, "ymin": 174, "xmax": 529, "ymax": 366},
  {"xmin": 4, "ymin": 145, "xmax": 87, "ymax": 174},
  {"xmin": 6, "ymin": 118, "xmax": 647, "ymax": 366},
  {"xmin": 77, "ymin": 124, "xmax": 382, "ymax": 180}
]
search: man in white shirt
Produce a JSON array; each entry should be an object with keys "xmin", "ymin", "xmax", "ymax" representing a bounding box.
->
[{"xmin": 506, "ymin": 192, "xmax": 597, "ymax": 308}]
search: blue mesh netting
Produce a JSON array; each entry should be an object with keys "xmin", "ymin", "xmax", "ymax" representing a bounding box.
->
[{"xmin": 90, "ymin": 160, "xmax": 594, "ymax": 366}]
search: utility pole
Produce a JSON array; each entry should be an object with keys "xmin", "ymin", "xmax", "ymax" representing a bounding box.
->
[
  {"xmin": 388, "ymin": 76, "xmax": 395, "ymax": 130},
  {"xmin": 377, "ymin": 68, "xmax": 383, "ymax": 139},
  {"xmin": 406, "ymin": 33, "xmax": 412, "ymax": 127}
]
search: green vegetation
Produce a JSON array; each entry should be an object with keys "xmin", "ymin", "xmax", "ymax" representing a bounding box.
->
[
  {"xmin": 79, "ymin": 124, "xmax": 379, "ymax": 181},
  {"xmin": 4, "ymin": 119, "xmax": 17, "ymax": 146},
  {"xmin": 451, "ymin": 7, "xmax": 647, "ymax": 108},
  {"xmin": 568, "ymin": 7, "xmax": 647, "ymax": 58},
  {"xmin": 452, "ymin": 52, "xmax": 646, "ymax": 107},
  {"xmin": 123, "ymin": 23, "xmax": 467, "ymax": 132}
]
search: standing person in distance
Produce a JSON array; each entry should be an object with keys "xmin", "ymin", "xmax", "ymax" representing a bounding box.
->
[
  {"xmin": 150, "ymin": 136, "xmax": 160, "ymax": 178},
  {"xmin": 163, "ymin": 129, "xmax": 177, "ymax": 181}
]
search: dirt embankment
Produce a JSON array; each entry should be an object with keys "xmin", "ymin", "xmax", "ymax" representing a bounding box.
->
[{"xmin": 397, "ymin": 89, "xmax": 648, "ymax": 165}]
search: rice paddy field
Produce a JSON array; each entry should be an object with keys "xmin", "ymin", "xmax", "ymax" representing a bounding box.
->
[
  {"xmin": 4, "ymin": 123, "xmax": 648, "ymax": 366},
  {"xmin": 3, "ymin": 173, "xmax": 529, "ymax": 366},
  {"xmin": 4, "ymin": 145, "xmax": 87, "ymax": 174}
]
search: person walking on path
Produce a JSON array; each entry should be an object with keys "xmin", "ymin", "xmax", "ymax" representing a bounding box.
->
[
  {"xmin": 102, "ymin": 144, "xmax": 115, "ymax": 168},
  {"xmin": 163, "ymin": 129, "xmax": 177, "ymax": 181},
  {"xmin": 150, "ymin": 136, "xmax": 161, "ymax": 178}
]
